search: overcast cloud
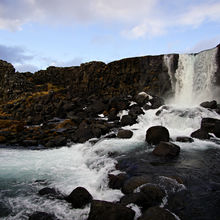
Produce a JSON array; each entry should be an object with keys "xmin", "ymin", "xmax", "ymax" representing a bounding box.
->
[{"xmin": 1, "ymin": 0, "xmax": 220, "ymax": 38}]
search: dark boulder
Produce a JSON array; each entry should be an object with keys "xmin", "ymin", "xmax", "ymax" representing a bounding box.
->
[
  {"xmin": 38, "ymin": 187, "xmax": 63, "ymax": 199},
  {"xmin": 122, "ymin": 176, "xmax": 152, "ymax": 194},
  {"xmin": 117, "ymin": 129, "xmax": 133, "ymax": 139},
  {"xmin": 65, "ymin": 187, "xmax": 92, "ymax": 208},
  {"xmin": 121, "ymin": 115, "xmax": 137, "ymax": 126},
  {"xmin": 140, "ymin": 184, "xmax": 165, "ymax": 207},
  {"xmin": 135, "ymin": 92, "xmax": 150, "ymax": 106},
  {"xmin": 129, "ymin": 105, "xmax": 144, "ymax": 117},
  {"xmin": 0, "ymin": 201, "xmax": 11, "ymax": 217},
  {"xmin": 153, "ymin": 142, "xmax": 180, "ymax": 157},
  {"xmin": 29, "ymin": 212, "xmax": 58, "ymax": 220},
  {"xmin": 73, "ymin": 127, "xmax": 94, "ymax": 143},
  {"xmin": 108, "ymin": 173, "xmax": 128, "ymax": 189},
  {"xmin": 150, "ymin": 96, "xmax": 165, "ymax": 109},
  {"xmin": 87, "ymin": 200, "xmax": 135, "ymax": 220},
  {"xmin": 146, "ymin": 126, "xmax": 170, "ymax": 145},
  {"xmin": 201, "ymin": 117, "xmax": 220, "ymax": 138},
  {"xmin": 176, "ymin": 136, "xmax": 194, "ymax": 143},
  {"xmin": 138, "ymin": 206, "xmax": 176, "ymax": 220},
  {"xmin": 200, "ymin": 100, "xmax": 217, "ymax": 109},
  {"xmin": 120, "ymin": 192, "xmax": 147, "ymax": 207},
  {"xmin": 191, "ymin": 129, "xmax": 211, "ymax": 140}
]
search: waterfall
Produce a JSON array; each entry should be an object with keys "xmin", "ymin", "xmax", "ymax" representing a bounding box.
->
[{"xmin": 165, "ymin": 47, "xmax": 218, "ymax": 106}]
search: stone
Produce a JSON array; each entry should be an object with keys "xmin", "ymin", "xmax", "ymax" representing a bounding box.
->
[
  {"xmin": 201, "ymin": 117, "xmax": 220, "ymax": 138},
  {"xmin": 108, "ymin": 173, "xmax": 128, "ymax": 189},
  {"xmin": 88, "ymin": 200, "xmax": 135, "ymax": 220},
  {"xmin": 38, "ymin": 187, "xmax": 63, "ymax": 199},
  {"xmin": 65, "ymin": 187, "xmax": 93, "ymax": 208},
  {"xmin": 146, "ymin": 126, "xmax": 170, "ymax": 145},
  {"xmin": 129, "ymin": 105, "xmax": 144, "ymax": 117},
  {"xmin": 117, "ymin": 129, "xmax": 133, "ymax": 139},
  {"xmin": 200, "ymin": 100, "xmax": 217, "ymax": 109},
  {"xmin": 176, "ymin": 136, "xmax": 194, "ymax": 143},
  {"xmin": 73, "ymin": 127, "xmax": 94, "ymax": 143},
  {"xmin": 138, "ymin": 206, "xmax": 176, "ymax": 220},
  {"xmin": 191, "ymin": 129, "xmax": 211, "ymax": 140},
  {"xmin": 122, "ymin": 176, "xmax": 152, "ymax": 194},
  {"xmin": 121, "ymin": 115, "xmax": 137, "ymax": 126},
  {"xmin": 29, "ymin": 211, "xmax": 58, "ymax": 220},
  {"xmin": 153, "ymin": 142, "xmax": 180, "ymax": 157}
]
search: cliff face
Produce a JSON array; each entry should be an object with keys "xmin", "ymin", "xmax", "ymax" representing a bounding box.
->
[{"xmin": 0, "ymin": 54, "xmax": 179, "ymax": 103}]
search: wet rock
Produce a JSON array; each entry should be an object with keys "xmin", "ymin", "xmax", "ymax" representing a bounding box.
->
[
  {"xmin": 120, "ymin": 192, "xmax": 147, "ymax": 207},
  {"xmin": 128, "ymin": 105, "xmax": 144, "ymax": 117},
  {"xmin": 73, "ymin": 127, "xmax": 94, "ymax": 143},
  {"xmin": 201, "ymin": 117, "xmax": 220, "ymax": 138},
  {"xmin": 108, "ymin": 173, "xmax": 128, "ymax": 189},
  {"xmin": 108, "ymin": 108, "xmax": 119, "ymax": 121},
  {"xmin": 191, "ymin": 129, "xmax": 211, "ymax": 140},
  {"xmin": 153, "ymin": 142, "xmax": 180, "ymax": 157},
  {"xmin": 146, "ymin": 126, "xmax": 170, "ymax": 145},
  {"xmin": 122, "ymin": 176, "xmax": 152, "ymax": 194},
  {"xmin": 65, "ymin": 187, "xmax": 93, "ymax": 208},
  {"xmin": 87, "ymin": 101, "xmax": 107, "ymax": 115},
  {"xmin": 88, "ymin": 200, "xmax": 135, "ymax": 220},
  {"xmin": 135, "ymin": 92, "xmax": 151, "ymax": 106},
  {"xmin": 0, "ymin": 201, "xmax": 11, "ymax": 217},
  {"xmin": 38, "ymin": 187, "xmax": 63, "ymax": 199},
  {"xmin": 29, "ymin": 211, "xmax": 59, "ymax": 220},
  {"xmin": 150, "ymin": 96, "xmax": 165, "ymax": 109},
  {"xmin": 0, "ymin": 135, "xmax": 6, "ymax": 143},
  {"xmin": 138, "ymin": 206, "xmax": 176, "ymax": 220},
  {"xmin": 200, "ymin": 100, "xmax": 217, "ymax": 109},
  {"xmin": 22, "ymin": 140, "xmax": 39, "ymax": 147},
  {"xmin": 121, "ymin": 115, "xmax": 137, "ymax": 126},
  {"xmin": 176, "ymin": 136, "xmax": 194, "ymax": 143},
  {"xmin": 117, "ymin": 129, "xmax": 133, "ymax": 139}
]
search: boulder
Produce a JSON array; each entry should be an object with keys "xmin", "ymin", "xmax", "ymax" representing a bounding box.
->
[
  {"xmin": 108, "ymin": 173, "xmax": 128, "ymax": 189},
  {"xmin": 129, "ymin": 105, "xmax": 144, "ymax": 117},
  {"xmin": 146, "ymin": 126, "xmax": 170, "ymax": 145},
  {"xmin": 120, "ymin": 192, "xmax": 147, "ymax": 207},
  {"xmin": 65, "ymin": 187, "xmax": 92, "ymax": 208},
  {"xmin": 87, "ymin": 200, "xmax": 135, "ymax": 220},
  {"xmin": 135, "ymin": 92, "xmax": 151, "ymax": 106},
  {"xmin": 201, "ymin": 117, "xmax": 220, "ymax": 137},
  {"xmin": 200, "ymin": 100, "xmax": 217, "ymax": 109},
  {"xmin": 191, "ymin": 129, "xmax": 211, "ymax": 140},
  {"xmin": 73, "ymin": 127, "xmax": 94, "ymax": 143},
  {"xmin": 121, "ymin": 115, "xmax": 137, "ymax": 126},
  {"xmin": 138, "ymin": 206, "xmax": 176, "ymax": 220},
  {"xmin": 122, "ymin": 176, "xmax": 152, "ymax": 194},
  {"xmin": 117, "ymin": 129, "xmax": 133, "ymax": 139},
  {"xmin": 29, "ymin": 212, "xmax": 58, "ymax": 220},
  {"xmin": 38, "ymin": 187, "xmax": 63, "ymax": 199},
  {"xmin": 150, "ymin": 96, "xmax": 165, "ymax": 109},
  {"xmin": 153, "ymin": 142, "xmax": 180, "ymax": 157},
  {"xmin": 176, "ymin": 136, "xmax": 194, "ymax": 143}
]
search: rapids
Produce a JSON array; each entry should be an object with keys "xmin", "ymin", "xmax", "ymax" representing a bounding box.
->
[{"xmin": 1, "ymin": 47, "xmax": 220, "ymax": 219}]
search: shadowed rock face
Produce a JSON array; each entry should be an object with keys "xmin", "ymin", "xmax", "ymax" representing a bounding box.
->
[{"xmin": 0, "ymin": 54, "xmax": 179, "ymax": 103}]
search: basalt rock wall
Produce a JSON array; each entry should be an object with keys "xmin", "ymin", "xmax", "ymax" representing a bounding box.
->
[{"xmin": 0, "ymin": 54, "xmax": 179, "ymax": 102}]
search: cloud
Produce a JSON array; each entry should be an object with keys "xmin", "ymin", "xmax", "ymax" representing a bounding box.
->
[
  {"xmin": 186, "ymin": 36, "xmax": 220, "ymax": 53},
  {"xmin": 0, "ymin": 44, "xmax": 33, "ymax": 63},
  {"xmin": 14, "ymin": 63, "xmax": 39, "ymax": 73},
  {"xmin": 50, "ymin": 57, "xmax": 83, "ymax": 67},
  {"xmin": 0, "ymin": 0, "xmax": 220, "ymax": 38}
]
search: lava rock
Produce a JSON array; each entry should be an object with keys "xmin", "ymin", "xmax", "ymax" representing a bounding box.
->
[
  {"xmin": 65, "ymin": 187, "xmax": 93, "ymax": 208},
  {"xmin": 122, "ymin": 176, "xmax": 152, "ymax": 194},
  {"xmin": 129, "ymin": 105, "xmax": 144, "ymax": 117},
  {"xmin": 29, "ymin": 212, "xmax": 58, "ymax": 220},
  {"xmin": 176, "ymin": 136, "xmax": 194, "ymax": 143},
  {"xmin": 88, "ymin": 200, "xmax": 135, "ymax": 220},
  {"xmin": 108, "ymin": 173, "xmax": 128, "ymax": 189},
  {"xmin": 200, "ymin": 100, "xmax": 217, "ymax": 109},
  {"xmin": 120, "ymin": 192, "xmax": 147, "ymax": 207},
  {"xmin": 117, "ymin": 129, "xmax": 133, "ymax": 139},
  {"xmin": 138, "ymin": 206, "xmax": 176, "ymax": 220},
  {"xmin": 146, "ymin": 126, "xmax": 170, "ymax": 145},
  {"xmin": 153, "ymin": 141, "xmax": 180, "ymax": 157}
]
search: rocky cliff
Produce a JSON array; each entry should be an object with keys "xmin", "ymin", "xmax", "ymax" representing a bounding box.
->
[{"xmin": 0, "ymin": 45, "xmax": 219, "ymax": 148}]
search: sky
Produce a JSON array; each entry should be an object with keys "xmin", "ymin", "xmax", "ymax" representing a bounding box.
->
[{"xmin": 0, "ymin": 0, "xmax": 220, "ymax": 73}]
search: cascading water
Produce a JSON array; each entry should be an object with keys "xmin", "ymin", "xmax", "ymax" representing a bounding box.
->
[
  {"xmin": 1, "ymin": 46, "xmax": 220, "ymax": 220},
  {"xmin": 165, "ymin": 47, "xmax": 218, "ymax": 106}
]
